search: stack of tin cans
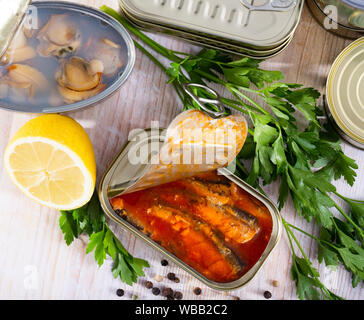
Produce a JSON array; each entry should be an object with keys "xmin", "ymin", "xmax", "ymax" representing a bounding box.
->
[{"xmin": 119, "ymin": 0, "xmax": 304, "ymax": 58}]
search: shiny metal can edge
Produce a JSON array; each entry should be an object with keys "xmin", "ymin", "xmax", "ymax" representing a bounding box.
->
[
  {"xmin": 307, "ymin": 0, "xmax": 364, "ymax": 39},
  {"xmin": 120, "ymin": 8, "xmax": 294, "ymax": 59},
  {"xmin": 325, "ymin": 37, "xmax": 364, "ymax": 149},
  {"xmin": 119, "ymin": 0, "xmax": 303, "ymax": 52}
]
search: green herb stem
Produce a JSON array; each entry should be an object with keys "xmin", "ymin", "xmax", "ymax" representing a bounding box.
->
[
  {"xmin": 282, "ymin": 218, "xmax": 336, "ymax": 299},
  {"xmin": 100, "ymin": 6, "xmax": 182, "ymax": 63},
  {"xmin": 334, "ymin": 203, "xmax": 364, "ymax": 239}
]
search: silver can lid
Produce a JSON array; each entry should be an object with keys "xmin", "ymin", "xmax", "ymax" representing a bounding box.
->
[
  {"xmin": 119, "ymin": 0, "xmax": 302, "ymax": 49},
  {"xmin": 0, "ymin": 0, "xmax": 31, "ymax": 60},
  {"xmin": 326, "ymin": 37, "xmax": 364, "ymax": 148}
]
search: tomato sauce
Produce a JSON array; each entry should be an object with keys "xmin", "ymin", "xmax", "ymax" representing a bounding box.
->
[{"xmin": 110, "ymin": 170, "xmax": 273, "ymax": 283}]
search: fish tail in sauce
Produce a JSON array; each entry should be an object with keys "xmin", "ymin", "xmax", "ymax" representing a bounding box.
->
[{"xmin": 110, "ymin": 197, "xmax": 243, "ymax": 283}]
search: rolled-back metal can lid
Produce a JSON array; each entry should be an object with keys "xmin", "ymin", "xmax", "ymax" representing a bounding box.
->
[{"xmin": 326, "ymin": 37, "xmax": 364, "ymax": 149}]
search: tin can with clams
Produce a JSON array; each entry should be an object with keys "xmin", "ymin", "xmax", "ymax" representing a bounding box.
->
[
  {"xmin": 99, "ymin": 128, "xmax": 282, "ymax": 290},
  {"xmin": 325, "ymin": 37, "xmax": 364, "ymax": 149},
  {"xmin": 0, "ymin": 1, "xmax": 135, "ymax": 113}
]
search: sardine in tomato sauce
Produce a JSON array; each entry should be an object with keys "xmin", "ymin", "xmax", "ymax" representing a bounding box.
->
[{"xmin": 110, "ymin": 170, "xmax": 273, "ymax": 283}]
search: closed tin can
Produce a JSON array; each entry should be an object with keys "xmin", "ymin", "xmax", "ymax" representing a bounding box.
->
[
  {"xmin": 325, "ymin": 37, "xmax": 364, "ymax": 149},
  {"xmin": 307, "ymin": 0, "xmax": 364, "ymax": 39},
  {"xmin": 122, "ymin": 8, "xmax": 295, "ymax": 59},
  {"xmin": 119, "ymin": 0, "xmax": 304, "ymax": 58},
  {"xmin": 98, "ymin": 128, "xmax": 282, "ymax": 290}
]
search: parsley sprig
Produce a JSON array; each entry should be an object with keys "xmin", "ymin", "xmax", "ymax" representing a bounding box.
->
[
  {"xmin": 60, "ymin": 192, "xmax": 149, "ymax": 285},
  {"xmin": 101, "ymin": 6, "xmax": 364, "ymax": 298}
]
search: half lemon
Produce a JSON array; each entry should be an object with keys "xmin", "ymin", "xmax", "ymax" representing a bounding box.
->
[{"xmin": 4, "ymin": 115, "xmax": 96, "ymax": 210}]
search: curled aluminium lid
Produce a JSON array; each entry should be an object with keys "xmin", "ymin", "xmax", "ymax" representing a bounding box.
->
[
  {"xmin": 326, "ymin": 37, "xmax": 364, "ymax": 149},
  {"xmin": 0, "ymin": 0, "xmax": 31, "ymax": 60},
  {"xmin": 119, "ymin": 0, "xmax": 303, "ymax": 49}
]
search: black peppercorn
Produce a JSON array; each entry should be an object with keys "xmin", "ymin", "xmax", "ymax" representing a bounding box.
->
[
  {"xmin": 174, "ymin": 277, "xmax": 180, "ymax": 283},
  {"xmin": 174, "ymin": 291, "xmax": 183, "ymax": 300},
  {"xmin": 161, "ymin": 259, "xmax": 169, "ymax": 266},
  {"xmin": 167, "ymin": 272, "xmax": 176, "ymax": 281},
  {"xmin": 162, "ymin": 287, "xmax": 174, "ymax": 297},
  {"xmin": 166, "ymin": 295, "xmax": 174, "ymax": 300},
  {"xmin": 193, "ymin": 287, "xmax": 202, "ymax": 295},
  {"xmin": 116, "ymin": 289, "xmax": 124, "ymax": 297},
  {"xmin": 145, "ymin": 281, "xmax": 153, "ymax": 289},
  {"xmin": 264, "ymin": 291, "xmax": 272, "ymax": 299},
  {"xmin": 152, "ymin": 287, "xmax": 161, "ymax": 296}
]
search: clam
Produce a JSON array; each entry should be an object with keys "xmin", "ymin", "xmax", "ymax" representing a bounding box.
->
[
  {"xmin": 1, "ymin": 31, "xmax": 36, "ymax": 64},
  {"xmin": 6, "ymin": 46, "xmax": 36, "ymax": 64},
  {"xmin": 37, "ymin": 14, "xmax": 81, "ymax": 58},
  {"xmin": 23, "ymin": 24, "xmax": 37, "ymax": 38},
  {"xmin": 12, "ymin": 31, "xmax": 27, "ymax": 48},
  {"xmin": 0, "ymin": 64, "xmax": 48, "ymax": 101},
  {"xmin": 48, "ymin": 89, "xmax": 64, "ymax": 107},
  {"xmin": 56, "ymin": 56, "xmax": 106, "ymax": 103},
  {"xmin": 85, "ymin": 38, "xmax": 123, "ymax": 77},
  {"xmin": 58, "ymin": 84, "xmax": 106, "ymax": 104}
]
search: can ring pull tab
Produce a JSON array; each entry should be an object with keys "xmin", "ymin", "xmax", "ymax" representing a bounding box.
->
[
  {"xmin": 240, "ymin": 0, "xmax": 297, "ymax": 12},
  {"xmin": 182, "ymin": 83, "xmax": 228, "ymax": 119}
]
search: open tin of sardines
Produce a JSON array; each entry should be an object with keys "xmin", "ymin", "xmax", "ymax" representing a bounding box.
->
[
  {"xmin": 0, "ymin": 1, "xmax": 135, "ymax": 113},
  {"xmin": 119, "ymin": 0, "xmax": 304, "ymax": 58},
  {"xmin": 99, "ymin": 128, "xmax": 282, "ymax": 290}
]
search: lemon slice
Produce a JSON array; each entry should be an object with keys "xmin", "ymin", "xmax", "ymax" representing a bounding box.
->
[{"xmin": 4, "ymin": 115, "xmax": 96, "ymax": 210}]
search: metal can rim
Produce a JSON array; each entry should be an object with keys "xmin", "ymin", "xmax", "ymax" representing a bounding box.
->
[
  {"xmin": 120, "ymin": 8, "xmax": 295, "ymax": 59},
  {"xmin": 307, "ymin": 0, "xmax": 364, "ymax": 38},
  {"xmin": 326, "ymin": 37, "xmax": 364, "ymax": 148},
  {"xmin": 119, "ymin": 0, "xmax": 303, "ymax": 49}
]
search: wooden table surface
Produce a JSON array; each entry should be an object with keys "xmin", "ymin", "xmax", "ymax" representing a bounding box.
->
[{"xmin": 0, "ymin": 0, "xmax": 363, "ymax": 300}]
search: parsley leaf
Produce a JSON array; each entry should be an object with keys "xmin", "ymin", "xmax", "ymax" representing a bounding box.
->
[
  {"xmin": 291, "ymin": 257, "xmax": 321, "ymax": 300},
  {"xmin": 60, "ymin": 191, "xmax": 149, "ymax": 285},
  {"xmin": 59, "ymin": 211, "xmax": 78, "ymax": 246}
]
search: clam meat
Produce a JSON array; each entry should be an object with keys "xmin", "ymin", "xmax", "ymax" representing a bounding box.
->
[
  {"xmin": 37, "ymin": 14, "xmax": 81, "ymax": 58},
  {"xmin": 56, "ymin": 56, "xmax": 106, "ymax": 103},
  {"xmin": 1, "ymin": 31, "xmax": 36, "ymax": 65},
  {"xmin": 0, "ymin": 64, "xmax": 48, "ymax": 102},
  {"xmin": 85, "ymin": 38, "xmax": 123, "ymax": 77}
]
